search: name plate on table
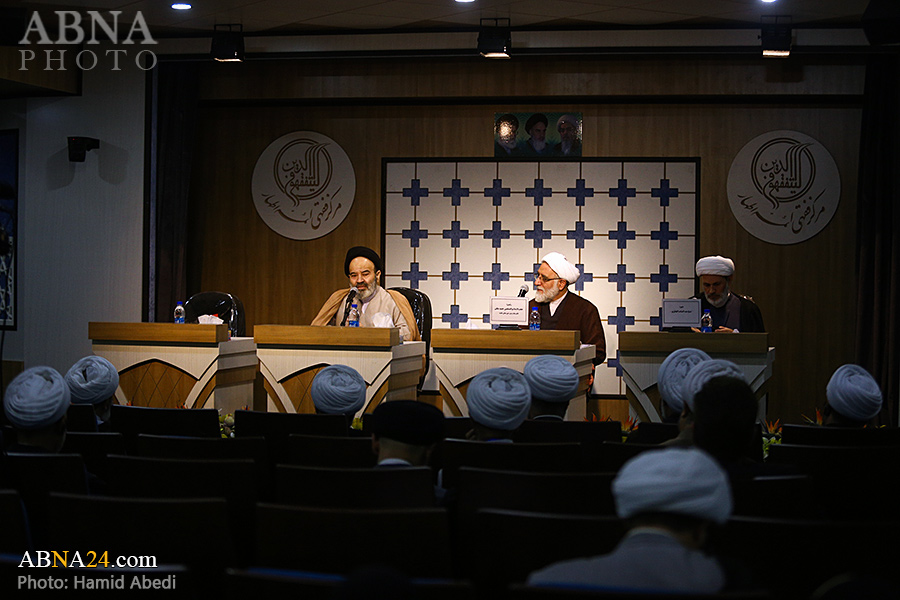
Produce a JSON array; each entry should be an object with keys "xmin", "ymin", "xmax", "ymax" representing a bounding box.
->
[
  {"xmin": 661, "ymin": 299, "xmax": 701, "ymax": 329},
  {"xmin": 489, "ymin": 297, "xmax": 529, "ymax": 326}
]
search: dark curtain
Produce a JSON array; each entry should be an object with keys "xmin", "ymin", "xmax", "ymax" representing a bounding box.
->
[
  {"xmin": 855, "ymin": 53, "xmax": 900, "ymax": 426},
  {"xmin": 153, "ymin": 62, "xmax": 199, "ymax": 323}
]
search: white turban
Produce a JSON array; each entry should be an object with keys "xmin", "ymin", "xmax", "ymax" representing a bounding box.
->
[
  {"xmin": 467, "ymin": 367, "xmax": 531, "ymax": 431},
  {"xmin": 524, "ymin": 355, "xmax": 579, "ymax": 403},
  {"xmin": 613, "ymin": 448, "xmax": 732, "ymax": 524},
  {"xmin": 66, "ymin": 356, "xmax": 119, "ymax": 405},
  {"xmin": 541, "ymin": 252, "xmax": 580, "ymax": 284},
  {"xmin": 826, "ymin": 364, "xmax": 882, "ymax": 422},
  {"xmin": 556, "ymin": 114, "xmax": 579, "ymax": 129},
  {"xmin": 310, "ymin": 364, "xmax": 366, "ymax": 415},
  {"xmin": 4, "ymin": 366, "xmax": 71, "ymax": 430},
  {"xmin": 695, "ymin": 256, "xmax": 735, "ymax": 277},
  {"xmin": 681, "ymin": 359, "xmax": 746, "ymax": 412},
  {"xmin": 658, "ymin": 348, "xmax": 711, "ymax": 413}
]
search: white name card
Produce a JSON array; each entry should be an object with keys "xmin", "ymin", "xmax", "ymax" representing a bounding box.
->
[
  {"xmin": 490, "ymin": 297, "xmax": 529, "ymax": 326},
  {"xmin": 661, "ymin": 298, "xmax": 702, "ymax": 328}
]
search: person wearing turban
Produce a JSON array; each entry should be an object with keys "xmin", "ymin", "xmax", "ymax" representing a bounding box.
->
[
  {"xmin": 523, "ymin": 355, "xmax": 580, "ymax": 420},
  {"xmin": 552, "ymin": 114, "xmax": 582, "ymax": 157},
  {"xmin": 65, "ymin": 355, "xmax": 119, "ymax": 426},
  {"xmin": 518, "ymin": 113, "xmax": 551, "ymax": 157},
  {"xmin": 310, "ymin": 364, "xmax": 368, "ymax": 418},
  {"xmin": 693, "ymin": 255, "xmax": 765, "ymax": 333},
  {"xmin": 824, "ymin": 364, "xmax": 883, "ymax": 426},
  {"xmin": 370, "ymin": 400, "xmax": 445, "ymax": 467},
  {"xmin": 529, "ymin": 252, "xmax": 606, "ymax": 366},
  {"xmin": 528, "ymin": 447, "xmax": 733, "ymax": 593},
  {"xmin": 465, "ymin": 367, "xmax": 531, "ymax": 441},
  {"xmin": 4, "ymin": 366, "xmax": 71, "ymax": 453},
  {"xmin": 311, "ymin": 246, "xmax": 419, "ymax": 342}
]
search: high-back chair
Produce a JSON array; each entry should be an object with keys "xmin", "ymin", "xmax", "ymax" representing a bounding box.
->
[{"xmin": 184, "ymin": 291, "xmax": 246, "ymax": 337}]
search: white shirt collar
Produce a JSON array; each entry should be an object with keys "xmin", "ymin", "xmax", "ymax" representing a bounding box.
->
[{"xmin": 548, "ymin": 290, "xmax": 568, "ymax": 316}]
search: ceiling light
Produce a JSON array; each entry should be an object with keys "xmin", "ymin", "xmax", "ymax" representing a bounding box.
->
[
  {"xmin": 760, "ymin": 16, "xmax": 792, "ymax": 57},
  {"xmin": 478, "ymin": 18, "xmax": 511, "ymax": 59},
  {"xmin": 171, "ymin": 3, "xmax": 192, "ymax": 9},
  {"xmin": 211, "ymin": 24, "xmax": 244, "ymax": 62}
]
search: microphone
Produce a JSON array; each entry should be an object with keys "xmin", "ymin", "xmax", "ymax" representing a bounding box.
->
[
  {"xmin": 517, "ymin": 284, "xmax": 529, "ymax": 298},
  {"xmin": 340, "ymin": 289, "xmax": 358, "ymax": 326}
]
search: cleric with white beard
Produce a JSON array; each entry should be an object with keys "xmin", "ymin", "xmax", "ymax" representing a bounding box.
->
[{"xmin": 693, "ymin": 255, "xmax": 765, "ymax": 333}]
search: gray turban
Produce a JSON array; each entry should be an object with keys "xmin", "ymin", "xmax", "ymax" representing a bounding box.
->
[
  {"xmin": 4, "ymin": 366, "xmax": 71, "ymax": 430},
  {"xmin": 695, "ymin": 256, "xmax": 735, "ymax": 277},
  {"xmin": 467, "ymin": 367, "xmax": 531, "ymax": 431},
  {"xmin": 540, "ymin": 252, "xmax": 580, "ymax": 284},
  {"xmin": 681, "ymin": 359, "xmax": 746, "ymax": 412},
  {"xmin": 66, "ymin": 356, "xmax": 119, "ymax": 405},
  {"xmin": 310, "ymin": 364, "xmax": 367, "ymax": 415},
  {"xmin": 613, "ymin": 447, "xmax": 732, "ymax": 524},
  {"xmin": 524, "ymin": 355, "xmax": 579, "ymax": 403},
  {"xmin": 658, "ymin": 348, "xmax": 711, "ymax": 413},
  {"xmin": 826, "ymin": 364, "xmax": 882, "ymax": 422}
]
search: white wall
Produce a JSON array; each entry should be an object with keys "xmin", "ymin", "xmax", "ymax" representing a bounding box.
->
[{"xmin": 16, "ymin": 61, "xmax": 145, "ymax": 372}]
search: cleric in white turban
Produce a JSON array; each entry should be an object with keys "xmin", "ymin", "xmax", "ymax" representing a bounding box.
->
[
  {"xmin": 310, "ymin": 364, "xmax": 367, "ymax": 417},
  {"xmin": 466, "ymin": 367, "xmax": 531, "ymax": 441},
  {"xmin": 66, "ymin": 355, "xmax": 119, "ymax": 425},
  {"xmin": 529, "ymin": 252, "xmax": 606, "ymax": 366},
  {"xmin": 824, "ymin": 364, "xmax": 883, "ymax": 425},
  {"xmin": 528, "ymin": 447, "xmax": 732, "ymax": 594},
  {"xmin": 524, "ymin": 355, "xmax": 580, "ymax": 420},
  {"xmin": 693, "ymin": 255, "xmax": 765, "ymax": 333},
  {"xmin": 658, "ymin": 348, "xmax": 711, "ymax": 417},
  {"xmin": 681, "ymin": 359, "xmax": 747, "ymax": 413},
  {"xmin": 4, "ymin": 366, "xmax": 71, "ymax": 452}
]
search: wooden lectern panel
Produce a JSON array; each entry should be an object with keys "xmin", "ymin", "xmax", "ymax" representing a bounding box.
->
[
  {"xmin": 254, "ymin": 325, "xmax": 399, "ymax": 348},
  {"xmin": 89, "ymin": 322, "xmax": 228, "ymax": 344},
  {"xmin": 618, "ymin": 332, "xmax": 768, "ymax": 354},
  {"xmin": 431, "ymin": 329, "xmax": 580, "ymax": 353}
]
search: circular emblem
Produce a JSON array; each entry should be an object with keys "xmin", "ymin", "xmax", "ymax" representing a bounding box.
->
[
  {"xmin": 727, "ymin": 130, "xmax": 839, "ymax": 245},
  {"xmin": 252, "ymin": 131, "xmax": 355, "ymax": 240}
]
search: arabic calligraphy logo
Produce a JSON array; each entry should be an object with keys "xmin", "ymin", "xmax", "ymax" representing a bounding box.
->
[
  {"xmin": 251, "ymin": 131, "xmax": 355, "ymax": 240},
  {"xmin": 727, "ymin": 130, "xmax": 839, "ymax": 245}
]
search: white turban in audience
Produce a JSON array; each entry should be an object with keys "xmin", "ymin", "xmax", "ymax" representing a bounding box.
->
[
  {"xmin": 540, "ymin": 252, "xmax": 580, "ymax": 284},
  {"xmin": 695, "ymin": 256, "xmax": 735, "ymax": 277},
  {"xmin": 524, "ymin": 355, "xmax": 579, "ymax": 403},
  {"xmin": 467, "ymin": 367, "xmax": 531, "ymax": 430},
  {"xmin": 826, "ymin": 364, "xmax": 882, "ymax": 422},
  {"xmin": 681, "ymin": 359, "xmax": 746, "ymax": 412},
  {"xmin": 65, "ymin": 356, "xmax": 119, "ymax": 405},
  {"xmin": 310, "ymin": 364, "xmax": 367, "ymax": 415},
  {"xmin": 613, "ymin": 447, "xmax": 732, "ymax": 524},
  {"xmin": 658, "ymin": 348, "xmax": 711, "ymax": 413},
  {"xmin": 4, "ymin": 366, "xmax": 71, "ymax": 430}
]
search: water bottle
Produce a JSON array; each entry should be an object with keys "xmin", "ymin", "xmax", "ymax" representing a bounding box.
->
[
  {"xmin": 174, "ymin": 301, "xmax": 185, "ymax": 324},
  {"xmin": 347, "ymin": 303, "xmax": 360, "ymax": 327},
  {"xmin": 700, "ymin": 309, "xmax": 712, "ymax": 333},
  {"xmin": 529, "ymin": 307, "xmax": 541, "ymax": 331}
]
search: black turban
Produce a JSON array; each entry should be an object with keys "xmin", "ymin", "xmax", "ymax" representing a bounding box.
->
[{"xmin": 344, "ymin": 246, "xmax": 383, "ymax": 275}]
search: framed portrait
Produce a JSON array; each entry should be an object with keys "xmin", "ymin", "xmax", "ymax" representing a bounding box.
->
[
  {"xmin": 0, "ymin": 129, "xmax": 17, "ymax": 330},
  {"xmin": 494, "ymin": 112, "xmax": 583, "ymax": 158}
]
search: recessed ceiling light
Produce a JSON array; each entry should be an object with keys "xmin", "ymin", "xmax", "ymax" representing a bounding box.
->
[
  {"xmin": 171, "ymin": 3, "xmax": 192, "ymax": 9},
  {"xmin": 455, "ymin": 0, "xmax": 476, "ymax": 3},
  {"xmin": 761, "ymin": 0, "xmax": 777, "ymax": 4}
]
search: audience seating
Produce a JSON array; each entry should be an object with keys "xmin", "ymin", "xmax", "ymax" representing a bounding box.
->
[
  {"xmin": 60, "ymin": 431, "xmax": 128, "ymax": 481},
  {"xmin": 730, "ymin": 474, "xmax": 821, "ymax": 519},
  {"xmin": 107, "ymin": 405, "xmax": 220, "ymax": 452},
  {"xmin": 515, "ymin": 420, "xmax": 622, "ymax": 444},
  {"xmin": 65, "ymin": 402, "xmax": 100, "ymax": 432},
  {"xmin": 780, "ymin": 424, "xmax": 900, "ymax": 446},
  {"xmin": 254, "ymin": 504, "xmax": 453, "ymax": 577},
  {"xmin": 274, "ymin": 465, "xmax": 436, "ymax": 508},
  {"xmin": 0, "ymin": 489, "xmax": 32, "ymax": 554},
  {"xmin": 507, "ymin": 583, "xmax": 772, "ymax": 599},
  {"xmin": 283, "ymin": 433, "xmax": 377, "ymax": 468},
  {"xmin": 624, "ymin": 421, "xmax": 679, "ymax": 444},
  {"xmin": 439, "ymin": 440, "xmax": 582, "ymax": 488},
  {"xmin": 582, "ymin": 442, "xmax": 661, "ymax": 473}
]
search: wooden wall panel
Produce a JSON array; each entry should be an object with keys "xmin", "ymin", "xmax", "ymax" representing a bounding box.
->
[{"xmin": 186, "ymin": 55, "xmax": 863, "ymax": 424}]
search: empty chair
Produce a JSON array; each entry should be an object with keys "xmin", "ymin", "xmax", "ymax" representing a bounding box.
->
[
  {"xmin": 582, "ymin": 442, "xmax": 660, "ymax": 473},
  {"xmin": 455, "ymin": 467, "xmax": 615, "ymax": 516},
  {"xmin": 625, "ymin": 421, "xmax": 679, "ymax": 444},
  {"xmin": 60, "ymin": 431, "xmax": 127, "ymax": 480},
  {"xmin": 275, "ymin": 465, "xmax": 436, "ymax": 508},
  {"xmin": 0, "ymin": 489, "xmax": 32, "ymax": 554},
  {"xmin": 184, "ymin": 291, "xmax": 246, "ymax": 337},
  {"xmin": 516, "ymin": 420, "xmax": 622, "ymax": 444},
  {"xmin": 730, "ymin": 474, "xmax": 820, "ymax": 519},
  {"xmin": 235, "ymin": 410, "xmax": 351, "ymax": 439},
  {"xmin": 780, "ymin": 424, "xmax": 900, "ymax": 446},
  {"xmin": 439, "ymin": 440, "xmax": 582, "ymax": 488},
  {"xmin": 283, "ymin": 434, "xmax": 377, "ymax": 468},
  {"xmin": 66, "ymin": 402, "xmax": 100, "ymax": 432},
  {"xmin": 107, "ymin": 404, "xmax": 220, "ymax": 452},
  {"xmin": 254, "ymin": 504, "xmax": 452, "ymax": 577},
  {"xmin": 508, "ymin": 583, "xmax": 772, "ymax": 600},
  {"xmin": 389, "ymin": 286, "xmax": 433, "ymax": 349}
]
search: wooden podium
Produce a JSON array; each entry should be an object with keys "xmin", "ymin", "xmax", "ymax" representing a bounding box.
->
[
  {"xmin": 617, "ymin": 332, "xmax": 774, "ymax": 422},
  {"xmin": 253, "ymin": 325, "xmax": 426, "ymax": 414},
  {"xmin": 430, "ymin": 329, "xmax": 596, "ymax": 420},
  {"xmin": 89, "ymin": 322, "xmax": 259, "ymax": 414}
]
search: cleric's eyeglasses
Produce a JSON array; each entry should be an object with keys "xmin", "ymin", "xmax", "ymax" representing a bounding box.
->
[{"xmin": 533, "ymin": 273, "xmax": 561, "ymax": 283}]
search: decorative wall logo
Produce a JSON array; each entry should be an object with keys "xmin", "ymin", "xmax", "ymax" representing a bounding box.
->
[
  {"xmin": 251, "ymin": 131, "xmax": 355, "ymax": 240},
  {"xmin": 727, "ymin": 130, "xmax": 840, "ymax": 245},
  {"xmin": 18, "ymin": 11, "xmax": 158, "ymax": 72}
]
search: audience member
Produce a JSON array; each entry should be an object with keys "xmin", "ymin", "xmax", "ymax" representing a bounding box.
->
[
  {"xmin": 692, "ymin": 376, "xmax": 759, "ymax": 470},
  {"xmin": 370, "ymin": 400, "xmax": 445, "ymax": 467},
  {"xmin": 310, "ymin": 364, "xmax": 367, "ymax": 419},
  {"xmin": 523, "ymin": 355, "xmax": 579, "ymax": 420},
  {"xmin": 654, "ymin": 348, "xmax": 711, "ymax": 447},
  {"xmin": 465, "ymin": 367, "xmax": 530, "ymax": 441},
  {"xmin": 65, "ymin": 355, "xmax": 119, "ymax": 428},
  {"xmin": 4, "ymin": 366, "xmax": 71, "ymax": 453},
  {"xmin": 528, "ymin": 447, "xmax": 733, "ymax": 594},
  {"xmin": 823, "ymin": 364, "xmax": 883, "ymax": 427}
]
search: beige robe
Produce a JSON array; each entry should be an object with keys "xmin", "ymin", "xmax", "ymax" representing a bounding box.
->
[{"xmin": 311, "ymin": 286, "xmax": 420, "ymax": 342}]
